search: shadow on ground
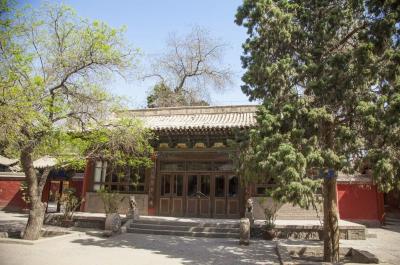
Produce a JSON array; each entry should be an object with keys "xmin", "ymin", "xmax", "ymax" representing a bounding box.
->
[{"xmin": 71, "ymin": 233, "xmax": 278, "ymax": 265}]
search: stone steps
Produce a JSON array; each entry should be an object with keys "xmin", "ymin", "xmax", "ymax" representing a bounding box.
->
[
  {"xmin": 385, "ymin": 217, "xmax": 400, "ymax": 222},
  {"xmin": 131, "ymin": 223, "xmax": 240, "ymax": 233},
  {"xmin": 133, "ymin": 219, "xmax": 240, "ymax": 228},
  {"xmin": 127, "ymin": 219, "xmax": 240, "ymax": 239}
]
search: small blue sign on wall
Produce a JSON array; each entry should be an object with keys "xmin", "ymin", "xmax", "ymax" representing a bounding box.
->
[
  {"xmin": 318, "ymin": 169, "xmax": 336, "ymax": 179},
  {"xmin": 326, "ymin": 169, "xmax": 335, "ymax": 179}
]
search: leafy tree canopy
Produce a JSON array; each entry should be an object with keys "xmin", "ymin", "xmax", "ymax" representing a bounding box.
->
[
  {"xmin": 1, "ymin": 1, "xmax": 138, "ymax": 157},
  {"xmin": 0, "ymin": 1, "xmax": 150, "ymax": 240},
  {"xmin": 235, "ymin": 0, "xmax": 400, "ymax": 203},
  {"xmin": 235, "ymin": 0, "xmax": 399, "ymax": 261}
]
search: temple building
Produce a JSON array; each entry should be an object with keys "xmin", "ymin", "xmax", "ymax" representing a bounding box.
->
[
  {"xmin": 79, "ymin": 105, "xmax": 385, "ymax": 224},
  {"xmin": 0, "ymin": 105, "xmax": 387, "ymax": 225},
  {"xmin": 82, "ymin": 105, "xmax": 257, "ymax": 218}
]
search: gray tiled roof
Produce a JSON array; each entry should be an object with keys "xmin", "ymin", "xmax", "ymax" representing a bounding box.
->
[
  {"xmin": 126, "ymin": 105, "xmax": 258, "ymax": 131},
  {"xmin": 0, "ymin": 155, "xmax": 18, "ymax": 166},
  {"xmin": 33, "ymin": 156, "xmax": 57, "ymax": 169},
  {"xmin": 337, "ymin": 172, "xmax": 372, "ymax": 184}
]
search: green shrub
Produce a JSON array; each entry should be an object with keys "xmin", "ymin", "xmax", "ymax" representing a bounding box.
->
[
  {"xmin": 97, "ymin": 188, "xmax": 125, "ymax": 214},
  {"xmin": 59, "ymin": 188, "xmax": 83, "ymax": 221}
]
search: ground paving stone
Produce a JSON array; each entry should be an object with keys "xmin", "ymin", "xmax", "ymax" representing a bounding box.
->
[
  {"xmin": 2, "ymin": 211, "xmax": 400, "ymax": 265},
  {"xmin": 278, "ymin": 225, "xmax": 400, "ymax": 265},
  {"xmin": 341, "ymin": 226, "xmax": 400, "ymax": 265},
  {"xmin": 0, "ymin": 211, "xmax": 279, "ymax": 265},
  {"xmin": 0, "ymin": 211, "xmax": 27, "ymax": 232},
  {"xmin": 0, "ymin": 231, "xmax": 279, "ymax": 265}
]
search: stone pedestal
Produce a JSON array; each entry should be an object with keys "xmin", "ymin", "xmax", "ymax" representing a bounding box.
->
[
  {"xmin": 239, "ymin": 218, "xmax": 250, "ymax": 245},
  {"xmin": 104, "ymin": 213, "xmax": 121, "ymax": 234}
]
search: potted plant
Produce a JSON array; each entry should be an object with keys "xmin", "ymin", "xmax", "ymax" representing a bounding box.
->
[
  {"xmin": 263, "ymin": 201, "xmax": 278, "ymax": 240},
  {"xmin": 59, "ymin": 188, "xmax": 83, "ymax": 227}
]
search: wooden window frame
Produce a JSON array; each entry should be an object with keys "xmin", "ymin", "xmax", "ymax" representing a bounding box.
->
[{"xmin": 91, "ymin": 160, "xmax": 146, "ymax": 194}]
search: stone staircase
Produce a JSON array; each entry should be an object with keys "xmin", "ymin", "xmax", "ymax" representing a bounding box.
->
[{"xmin": 127, "ymin": 218, "xmax": 240, "ymax": 239}]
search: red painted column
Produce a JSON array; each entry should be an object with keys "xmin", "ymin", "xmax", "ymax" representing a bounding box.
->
[
  {"xmin": 147, "ymin": 153, "xmax": 157, "ymax": 216},
  {"xmin": 80, "ymin": 159, "xmax": 93, "ymax": 211},
  {"xmin": 41, "ymin": 181, "xmax": 51, "ymax": 203}
]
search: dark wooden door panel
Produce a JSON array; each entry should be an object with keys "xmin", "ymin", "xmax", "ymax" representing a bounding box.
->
[
  {"xmin": 172, "ymin": 198, "xmax": 183, "ymax": 216},
  {"xmin": 159, "ymin": 198, "xmax": 170, "ymax": 216},
  {"xmin": 199, "ymin": 198, "xmax": 210, "ymax": 217},
  {"xmin": 227, "ymin": 199, "xmax": 239, "ymax": 218},
  {"xmin": 157, "ymin": 159, "xmax": 242, "ymax": 219},
  {"xmin": 214, "ymin": 198, "xmax": 226, "ymax": 217},
  {"xmin": 186, "ymin": 198, "xmax": 197, "ymax": 216}
]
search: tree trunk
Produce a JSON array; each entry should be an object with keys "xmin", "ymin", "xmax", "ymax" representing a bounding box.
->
[
  {"xmin": 323, "ymin": 175, "xmax": 340, "ymax": 262},
  {"xmin": 23, "ymin": 199, "xmax": 45, "ymax": 240},
  {"xmin": 20, "ymin": 147, "xmax": 46, "ymax": 240}
]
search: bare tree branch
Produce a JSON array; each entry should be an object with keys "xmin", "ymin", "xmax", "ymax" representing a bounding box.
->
[{"xmin": 144, "ymin": 26, "xmax": 233, "ymax": 107}]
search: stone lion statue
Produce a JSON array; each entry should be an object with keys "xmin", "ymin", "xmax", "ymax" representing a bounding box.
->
[
  {"xmin": 245, "ymin": 198, "xmax": 254, "ymax": 226},
  {"xmin": 126, "ymin": 196, "xmax": 139, "ymax": 220}
]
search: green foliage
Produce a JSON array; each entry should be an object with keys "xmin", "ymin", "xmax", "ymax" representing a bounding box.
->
[
  {"xmin": 234, "ymin": 0, "xmax": 400, "ymax": 210},
  {"xmin": 264, "ymin": 201, "xmax": 278, "ymax": 229},
  {"xmin": 0, "ymin": 2, "xmax": 152, "ymax": 239},
  {"xmin": 0, "ymin": 1, "xmax": 138, "ymax": 162},
  {"xmin": 0, "ymin": 0, "xmax": 154, "ymax": 184},
  {"xmin": 97, "ymin": 187, "xmax": 125, "ymax": 214},
  {"xmin": 83, "ymin": 118, "xmax": 154, "ymax": 169},
  {"xmin": 59, "ymin": 188, "xmax": 83, "ymax": 221},
  {"xmin": 147, "ymin": 82, "xmax": 209, "ymax": 108}
]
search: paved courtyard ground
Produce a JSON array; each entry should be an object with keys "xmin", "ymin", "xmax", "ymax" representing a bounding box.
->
[
  {"xmin": 1, "ymin": 211, "xmax": 400, "ymax": 264},
  {"xmin": 0, "ymin": 230, "xmax": 278, "ymax": 265},
  {"xmin": 341, "ymin": 225, "xmax": 400, "ymax": 264},
  {"xmin": 0, "ymin": 211, "xmax": 278, "ymax": 265}
]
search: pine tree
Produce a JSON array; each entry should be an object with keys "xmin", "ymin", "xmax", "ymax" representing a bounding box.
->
[{"xmin": 235, "ymin": 0, "xmax": 399, "ymax": 262}]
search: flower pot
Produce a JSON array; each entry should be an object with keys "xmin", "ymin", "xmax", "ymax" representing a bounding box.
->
[{"xmin": 263, "ymin": 228, "xmax": 277, "ymax": 240}]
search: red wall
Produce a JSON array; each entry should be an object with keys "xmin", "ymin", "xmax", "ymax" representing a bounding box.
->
[
  {"xmin": 0, "ymin": 178, "xmax": 84, "ymax": 212},
  {"xmin": 0, "ymin": 179, "xmax": 27, "ymax": 211},
  {"xmin": 70, "ymin": 180, "xmax": 83, "ymax": 198},
  {"xmin": 337, "ymin": 183, "xmax": 384, "ymax": 222}
]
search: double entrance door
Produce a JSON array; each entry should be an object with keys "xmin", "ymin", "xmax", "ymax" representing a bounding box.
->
[{"xmin": 159, "ymin": 173, "xmax": 240, "ymax": 218}]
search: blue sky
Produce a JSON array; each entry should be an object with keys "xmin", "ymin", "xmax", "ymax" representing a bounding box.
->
[{"xmin": 23, "ymin": 0, "xmax": 253, "ymax": 108}]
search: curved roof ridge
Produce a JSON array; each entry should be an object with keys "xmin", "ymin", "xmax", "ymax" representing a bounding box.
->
[
  {"xmin": 123, "ymin": 104, "xmax": 259, "ymax": 131},
  {"xmin": 127, "ymin": 104, "xmax": 259, "ymax": 117}
]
